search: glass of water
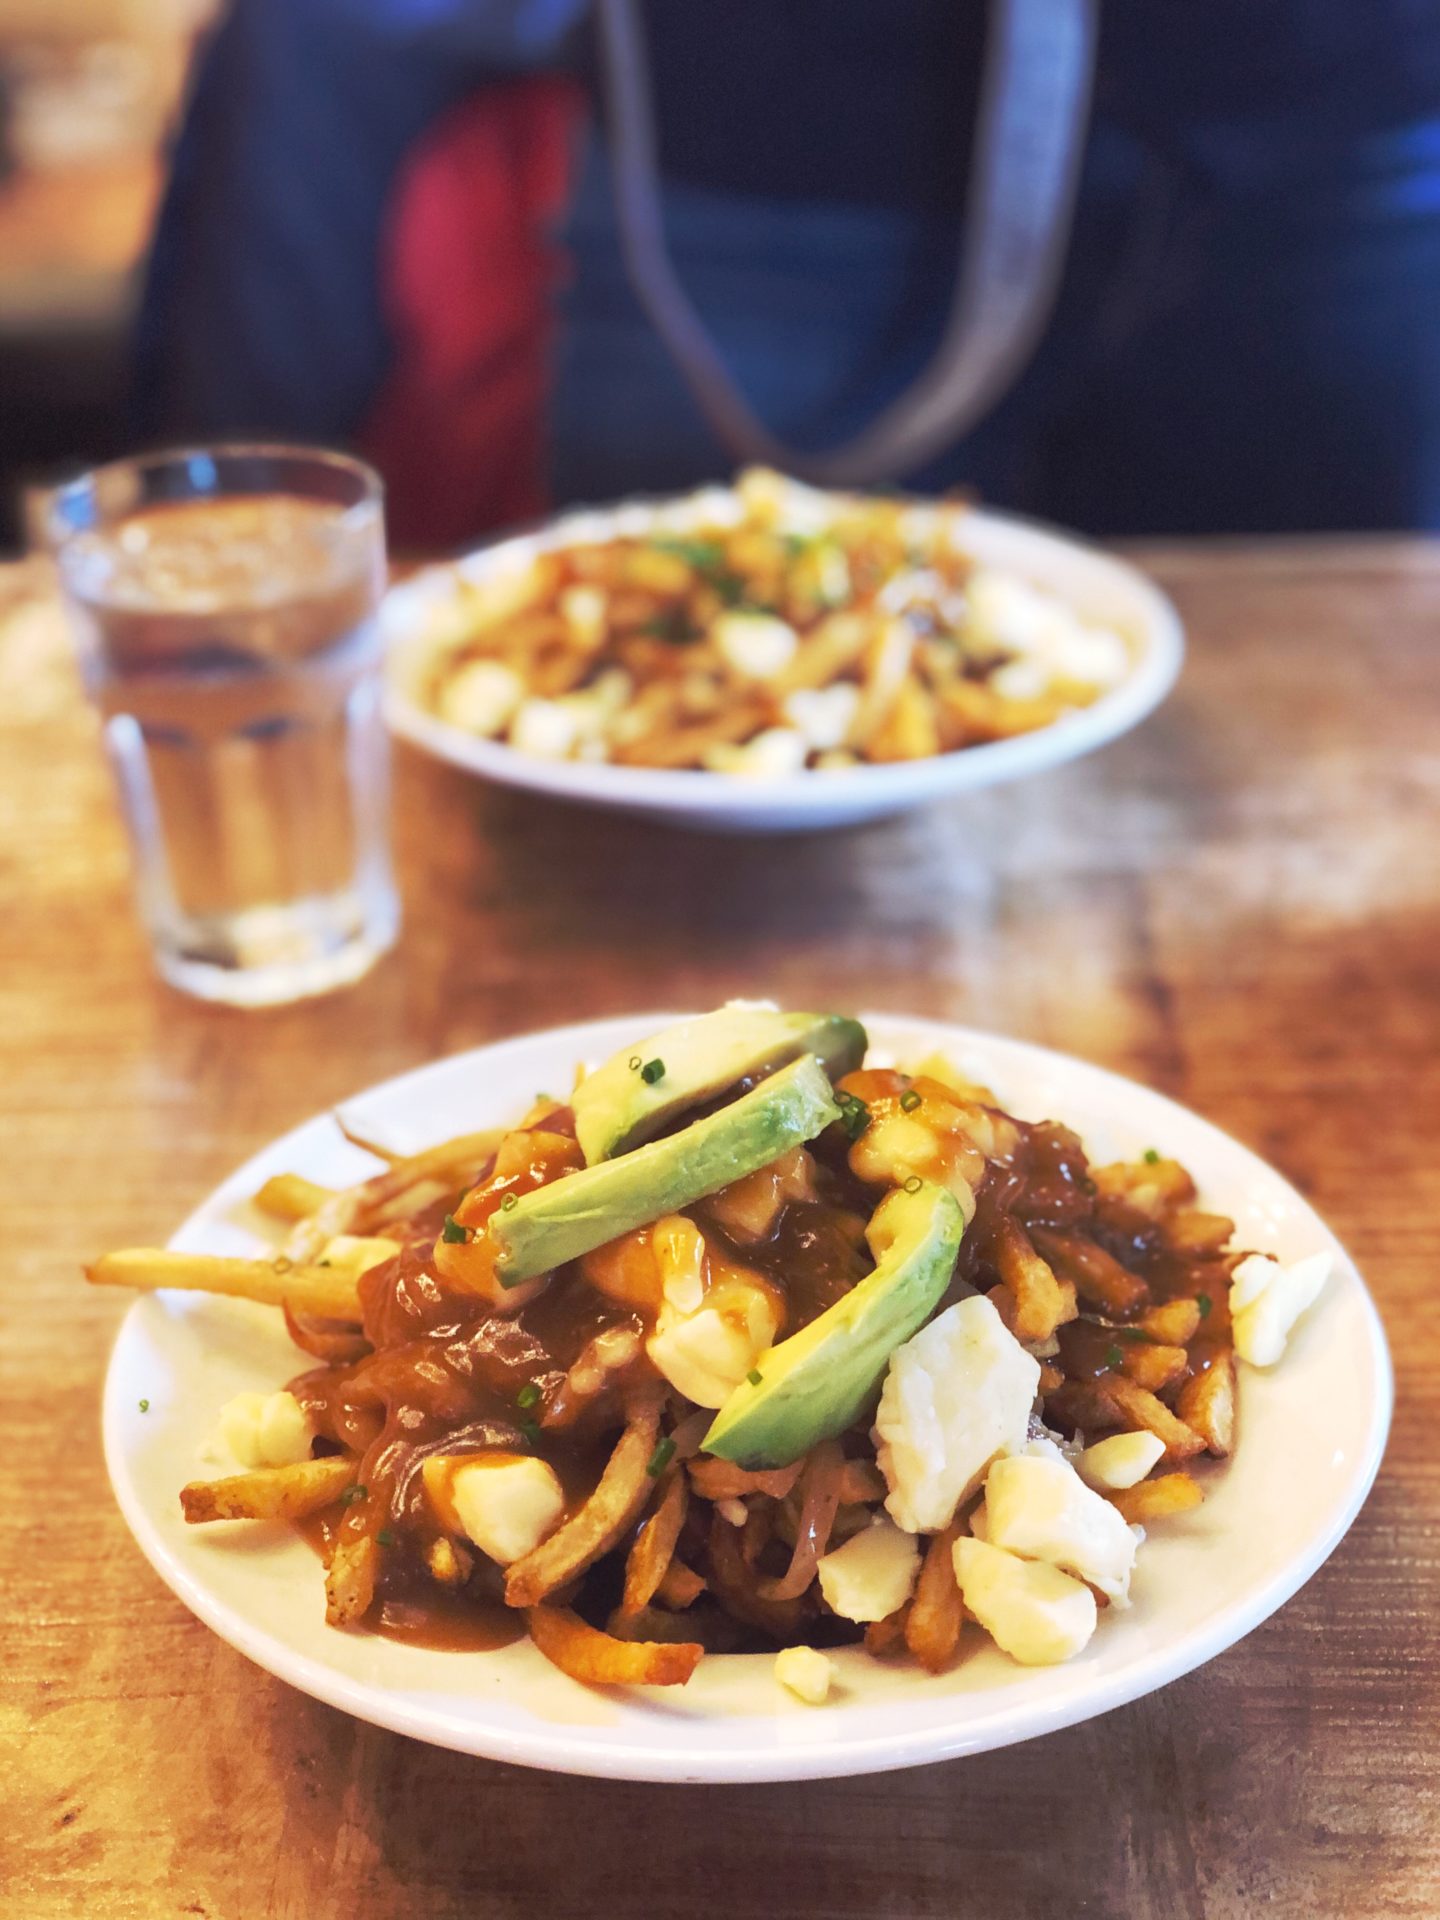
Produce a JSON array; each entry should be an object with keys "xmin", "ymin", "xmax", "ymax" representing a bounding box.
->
[{"xmin": 48, "ymin": 445, "xmax": 400, "ymax": 1006}]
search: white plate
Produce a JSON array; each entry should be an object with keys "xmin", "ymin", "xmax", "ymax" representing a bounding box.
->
[
  {"xmin": 382, "ymin": 502, "xmax": 1184, "ymax": 832},
  {"xmin": 103, "ymin": 1014, "xmax": 1390, "ymax": 1783}
]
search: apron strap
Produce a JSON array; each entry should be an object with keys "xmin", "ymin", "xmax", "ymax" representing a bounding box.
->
[{"xmin": 596, "ymin": 0, "xmax": 1097, "ymax": 487}]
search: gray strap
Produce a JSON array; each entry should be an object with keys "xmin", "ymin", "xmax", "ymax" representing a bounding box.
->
[{"xmin": 596, "ymin": 0, "xmax": 1097, "ymax": 487}]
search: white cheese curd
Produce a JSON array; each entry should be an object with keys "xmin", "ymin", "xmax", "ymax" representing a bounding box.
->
[
  {"xmin": 1077, "ymin": 1430, "xmax": 1167, "ymax": 1492},
  {"xmin": 713, "ymin": 610, "xmax": 800, "ymax": 681},
  {"xmin": 952, "ymin": 1536, "xmax": 1097, "ymax": 1666},
  {"xmin": 988, "ymin": 657, "xmax": 1050, "ymax": 701},
  {"xmin": 774, "ymin": 1645, "xmax": 836, "ymax": 1705},
  {"xmin": 782, "ymin": 683, "xmax": 860, "ymax": 751},
  {"xmin": 510, "ymin": 696, "xmax": 586, "ymax": 760},
  {"xmin": 705, "ymin": 726, "xmax": 810, "ymax": 778},
  {"xmin": 559, "ymin": 583, "xmax": 607, "ymax": 647},
  {"xmin": 427, "ymin": 1453, "xmax": 565, "ymax": 1566},
  {"xmin": 873, "ymin": 1293, "xmax": 1040, "ymax": 1533},
  {"xmin": 1230, "ymin": 1250, "xmax": 1330, "ymax": 1367},
  {"xmin": 437, "ymin": 659, "xmax": 525, "ymax": 737},
  {"xmin": 217, "ymin": 1389, "xmax": 315, "ymax": 1470},
  {"xmin": 981, "ymin": 1453, "xmax": 1139, "ymax": 1605},
  {"xmin": 716, "ymin": 1497, "xmax": 748, "ymax": 1527},
  {"xmin": 816, "ymin": 1517, "xmax": 921, "ymax": 1622}
]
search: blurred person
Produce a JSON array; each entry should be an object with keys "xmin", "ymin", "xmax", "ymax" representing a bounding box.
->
[{"xmin": 134, "ymin": 0, "xmax": 1440, "ymax": 542}]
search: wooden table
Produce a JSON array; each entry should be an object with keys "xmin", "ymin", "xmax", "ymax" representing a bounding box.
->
[{"xmin": 5, "ymin": 543, "xmax": 1438, "ymax": 1919}]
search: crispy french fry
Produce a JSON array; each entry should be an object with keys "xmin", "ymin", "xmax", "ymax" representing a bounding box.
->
[
  {"xmin": 180, "ymin": 1454, "xmax": 356, "ymax": 1524},
  {"xmin": 1120, "ymin": 1341, "xmax": 1189, "ymax": 1393},
  {"xmin": 87, "ymin": 1248, "xmax": 363, "ymax": 1321},
  {"xmin": 1091, "ymin": 1158, "xmax": 1196, "ymax": 1218},
  {"xmin": 904, "ymin": 1522, "xmax": 964, "ymax": 1673},
  {"xmin": 993, "ymin": 1215, "xmax": 1074, "ymax": 1344},
  {"xmin": 326, "ymin": 1534, "xmax": 380, "ymax": 1627},
  {"xmin": 1101, "ymin": 1373, "xmax": 1207, "ymax": 1461},
  {"xmin": 505, "ymin": 1406, "xmax": 661, "ymax": 1609},
  {"xmin": 1042, "ymin": 1378, "xmax": 1123, "ymax": 1438},
  {"xmin": 1134, "ymin": 1297, "xmax": 1202, "ymax": 1345},
  {"xmin": 619, "ymin": 1472, "xmax": 687, "ymax": 1620},
  {"xmin": 528, "ymin": 1604, "xmax": 702, "ymax": 1687},
  {"xmin": 1177, "ymin": 1353, "xmax": 1237, "ymax": 1457},
  {"xmin": 1030, "ymin": 1228, "xmax": 1149, "ymax": 1318},
  {"xmin": 864, "ymin": 1608, "xmax": 909, "ymax": 1658},
  {"xmin": 1108, "ymin": 1473, "xmax": 1204, "ymax": 1526},
  {"xmin": 655, "ymin": 1559, "xmax": 706, "ymax": 1609},
  {"xmin": 253, "ymin": 1173, "xmax": 340, "ymax": 1221},
  {"xmin": 687, "ymin": 1458, "xmax": 803, "ymax": 1502},
  {"xmin": 1165, "ymin": 1209, "xmax": 1236, "ymax": 1257}
]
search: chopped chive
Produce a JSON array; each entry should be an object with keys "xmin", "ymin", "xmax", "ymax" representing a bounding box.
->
[
  {"xmin": 903, "ymin": 1175, "xmax": 924, "ymax": 1194},
  {"xmin": 1196, "ymin": 1292, "xmax": 1213, "ymax": 1319},
  {"xmin": 340, "ymin": 1485, "xmax": 368, "ymax": 1507},
  {"xmin": 646, "ymin": 1437, "xmax": 677, "ymax": 1479},
  {"xmin": 1120, "ymin": 1328, "xmax": 1147, "ymax": 1344},
  {"xmin": 533, "ymin": 1091, "xmax": 552, "ymax": 1104},
  {"xmin": 317, "ymin": 1258, "xmax": 332, "ymax": 1268},
  {"xmin": 1105, "ymin": 1345, "xmax": 1124, "ymax": 1367},
  {"xmin": 835, "ymin": 1092, "xmax": 870, "ymax": 1141},
  {"xmin": 628, "ymin": 1055, "xmax": 642, "ymax": 1070},
  {"xmin": 516, "ymin": 1381, "xmax": 542, "ymax": 1410},
  {"xmin": 747, "ymin": 1368, "xmax": 763, "ymax": 1386},
  {"xmin": 519, "ymin": 1419, "xmax": 542, "ymax": 1447},
  {"xmin": 377, "ymin": 1528, "xmax": 398, "ymax": 1549},
  {"xmin": 138, "ymin": 1398, "xmax": 150, "ymax": 1413},
  {"xmin": 640, "ymin": 1058, "xmax": 666, "ymax": 1086},
  {"xmin": 441, "ymin": 1214, "xmax": 467, "ymax": 1243},
  {"xmin": 501, "ymin": 1193, "xmax": 519, "ymax": 1212},
  {"xmin": 1143, "ymin": 1148, "xmax": 1160, "ymax": 1165},
  {"xmin": 899, "ymin": 1088, "xmax": 922, "ymax": 1113}
]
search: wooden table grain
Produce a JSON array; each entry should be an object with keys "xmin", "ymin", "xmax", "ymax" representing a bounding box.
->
[{"xmin": 4, "ymin": 542, "xmax": 1438, "ymax": 1920}]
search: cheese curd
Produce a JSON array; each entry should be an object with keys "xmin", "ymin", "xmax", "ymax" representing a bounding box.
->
[
  {"xmin": 782, "ymin": 683, "xmax": 860, "ymax": 752},
  {"xmin": 816, "ymin": 1517, "xmax": 921, "ymax": 1622},
  {"xmin": 705, "ymin": 726, "xmax": 809, "ymax": 778},
  {"xmin": 1077, "ymin": 1430, "xmax": 1167, "ymax": 1492},
  {"xmin": 424, "ymin": 1453, "xmax": 565, "ymax": 1566},
  {"xmin": 645, "ymin": 1217, "xmax": 781, "ymax": 1408},
  {"xmin": 713, "ymin": 610, "xmax": 800, "ymax": 681},
  {"xmin": 216, "ymin": 1389, "xmax": 315, "ymax": 1470},
  {"xmin": 952, "ymin": 1536, "xmax": 1097, "ymax": 1665},
  {"xmin": 981, "ymin": 1452, "xmax": 1139, "ymax": 1605},
  {"xmin": 774, "ymin": 1645, "xmax": 836, "ymax": 1705},
  {"xmin": 873, "ymin": 1294, "xmax": 1040, "ymax": 1533},
  {"xmin": 436, "ymin": 658, "xmax": 524, "ymax": 737},
  {"xmin": 1230, "ymin": 1250, "xmax": 1331, "ymax": 1367}
]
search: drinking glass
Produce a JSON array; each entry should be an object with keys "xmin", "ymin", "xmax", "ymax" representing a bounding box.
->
[{"xmin": 48, "ymin": 445, "xmax": 399, "ymax": 1006}]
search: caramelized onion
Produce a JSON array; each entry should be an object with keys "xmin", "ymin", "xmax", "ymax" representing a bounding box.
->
[
  {"xmin": 283, "ymin": 1301, "xmax": 372, "ymax": 1364},
  {"xmin": 756, "ymin": 1439, "xmax": 843, "ymax": 1603}
]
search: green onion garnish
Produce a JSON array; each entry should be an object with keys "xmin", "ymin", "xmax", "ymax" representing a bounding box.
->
[
  {"xmin": 646, "ymin": 1437, "xmax": 677, "ymax": 1479},
  {"xmin": 377, "ymin": 1528, "xmax": 398, "ymax": 1549},
  {"xmin": 640, "ymin": 1058, "xmax": 665, "ymax": 1085},
  {"xmin": 519, "ymin": 1419, "xmax": 541, "ymax": 1447},
  {"xmin": 903, "ymin": 1175, "xmax": 923, "ymax": 1194},
  {"xmin": 501, "ymin": 1193, "xmax": 519, "ymax": 1212},
  {"xmin": 1196, "ymin": 1292, "xmax": 1213, "ymax": 1319},
  {"xmin": 340, "ymin": 1485, "xmax": 368, "ymax": 1507},
  {"xmin": 138, "ymin": 1398, "xmax": 150, "ymax": 1413},
  {"xmin": 1143, "ymin": 1148, "xmax": 1160, "ymax": 1165},
  {"xmin": 899, "ymin": 1088, "xmax": 922, "ymax": 1113},
  {"xmin": 835, "ymin": 1092, "xmax": 871, "ymax": 1142},
  {"xmin": 516, "ymin": 1382, "xmax": 542, "ymax": 1410},
  {"xmin": 747, "ymin": 1368, "xmax": 763, "ymax": 1386},
  {"xmin": 628, "ymin": 1055, "xmax": 642, "ymax": 1070},
  {"xmin": 1105, "ymin": 1345, "xmax": 1124, "ymax": 1367},
  {"xmin": 441, "ymin": 1214, "xmax": 467, "ymax": 1243}
]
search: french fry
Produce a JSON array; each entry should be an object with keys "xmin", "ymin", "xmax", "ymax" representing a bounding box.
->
[
  {"xmin": 1030, "ymin": 1228, "xmax": 1149, "ymax": 1318},
  {"xmin": 904, "ymin": 1522, "xmax": 964, "ymax": 1673},
  {"xmin": 1177, "ymin": 1353, "xmax": 1237, "ymax": 1457},
  {"xmin": 528, "ymin": 1605, "xmax": 702, "ymax": 1687},
  {"xmin": 992, "ymin": 1215, "xmax": 1075, "ymax": 1344},
  {"xmin": 326, "ymin": 1534, "xmax": 380, "ymax": 1627},
  {"xmin": 619, "ymin": 1472, "xmax": 687, "ymax": 1619},
  {"xmin": 1108, "ymin": 1473, "xmax": 1204, "ymax": 1526},
  {"xmin": 1091, "ymin": 1158, "xmax": 1196, "ymax": 1217},
  {"xmin": 505, "ymin": 1406, "xmax": 661, "ymax": 1609},
  {"xmin": 655, "ymin": 1559, "xmax": 706, "ymax": 1609},
  {"xmin": 1101, "ymin": 1373, "xmax": 1207, "ymax": 1461},
  {"xmin": 864, "ymin": 1608, "xmax": 909, "ymax": 1658},
  {"xmin": 1134, "ymin": 1297, "xmax": 1202, "ymax": 1345},
  {"xmin": 180, "ymin": 1454, "xmax": 356, "ymax": 1524},
  {"xmin": 1165, "ymin": 1210, "xmax": 1236, "ymax": 1257},
  {"xmin": 687, "ymin": 1458, "xmax": 803, "ymax": 1502},
  {"xmin": 253, "ymin": 1173, "xmax": 339, "ymax": 1221},
  {"xmin": 86, "ymin": 1248, "xmax": 363, "ymax": 1321},
  {"xmin": 1120, "ymin": 1341, "xmax": 1189, "ymax": 1393},
  {"xmin": 1042, "ymin": 1378, "xmax": 1123, "ymax": 1437}
]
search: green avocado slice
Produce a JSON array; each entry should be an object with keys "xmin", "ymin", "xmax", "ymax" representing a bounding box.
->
[
  {"xmin": 491, "ymin": 1054, "xmax": 841, "ymax": 1286},
  {"xmin": 572, "ymin": 1006, "xmax": 867, "ymax": 1165},
  {"xmin": 701, "ymin": 1180, "xmax": 966, "ymax": 1470}
]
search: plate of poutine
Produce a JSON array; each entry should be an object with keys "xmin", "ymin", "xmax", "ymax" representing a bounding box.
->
[
  {"xmin": 95, "ymin": 1009, "xmax": 1389, "ymax": 1781},
  {"xmin": 382, "ymin": 474, "xmax": 1183, "ymax": 830}
]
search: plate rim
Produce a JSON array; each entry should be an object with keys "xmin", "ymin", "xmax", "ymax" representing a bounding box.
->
[
  {"xmin": 380, "ymin": 502, "xmax": 1185, "ymax": 818},
  {"xmin": 101, "ymin": 1012, "xmax": 1393, "ymax": 1783}
]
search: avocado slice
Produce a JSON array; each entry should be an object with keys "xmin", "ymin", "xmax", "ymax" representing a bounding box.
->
[
  {"xmin": 491, "ymin": 1054, "xmax": 841, "ymax": 1285},
  {"xmin": 572, "ymin": 1005, "xmax": 867, "ymax": 1165},
  {"xmin": 701, "ymin": 1180, "xmax": 966, "ymax": 1470}
]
